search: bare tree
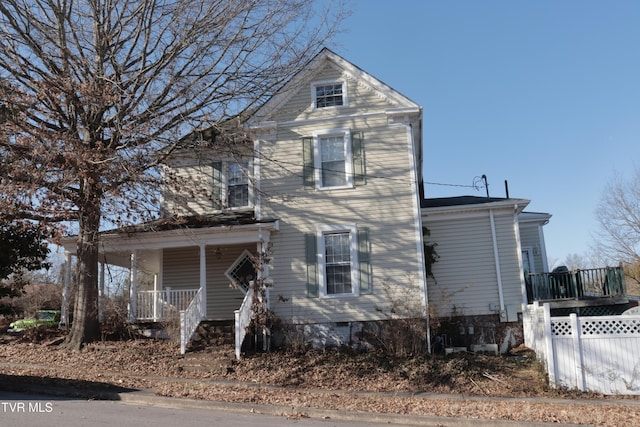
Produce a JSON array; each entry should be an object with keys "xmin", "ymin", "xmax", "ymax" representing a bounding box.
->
[
  {"xmin": 594, "ymin": 168, "xmax": 640, "ymax": 271},
  {"xmin": 0, "ymin": 0, "xmax": 347, "ymax": 349}
]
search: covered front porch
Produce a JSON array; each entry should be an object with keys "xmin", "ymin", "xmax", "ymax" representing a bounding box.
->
[{"xmin": 61, "ymin": 213, "xmax": 279, "ymax": 354}]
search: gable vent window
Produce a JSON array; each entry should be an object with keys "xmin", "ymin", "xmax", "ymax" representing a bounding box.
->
[{"xmin": 315, "ymin": 83, "xmax": 343, "ymax": 108}]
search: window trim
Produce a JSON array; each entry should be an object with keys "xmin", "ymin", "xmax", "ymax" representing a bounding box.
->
[
  {"xmin": 311, "ymin": 80, "xmax": 348, "ymax": 110},
  {"xmin": 213, "ymin": 159, "xmax": 254, "ymax": 210},
  {"xmin": 313, "ymin": 128, "xmax": 354, "ymax": 190},
  {"xmin": 317, "ymin": 224, "xmax": 359, "ymax": 298}
]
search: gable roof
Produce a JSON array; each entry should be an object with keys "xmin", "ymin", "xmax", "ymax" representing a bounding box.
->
[{"xmin": 247, "ymin": 47, "xmax": 421, "ymax": 126}]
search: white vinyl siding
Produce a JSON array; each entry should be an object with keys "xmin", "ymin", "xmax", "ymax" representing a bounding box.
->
[
  {"xmin": 261, "ymin": 114, "xmax": 423, "ymax": 324},
  {"xmin": 162, "ymin": 158, "xmax": 252, "ymax": 216},
  {"xmin": 160, "ymin": 54, "xmax": 425, "ymax": 325},
  {"xmin": 519, "ymin": 223, "xmax": 546, "ymax": 273},
  {"xmin": 425, "ymin": 210, "xmax": 523, "ymax": 317}
]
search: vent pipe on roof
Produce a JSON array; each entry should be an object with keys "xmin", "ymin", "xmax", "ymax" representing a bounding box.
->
[
  {"xmin": 505, "ymin": 180, "xmax": 510, "ymax": 199},
  {"xmin": 481, "ymin": 174, "xmax": 489, "ymax": 198}
]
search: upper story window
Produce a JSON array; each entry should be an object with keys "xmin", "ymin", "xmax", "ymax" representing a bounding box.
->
[
  {"xmin": 227, "ymin": 161, "xmax": 249, "ymax": 208},
  {"xmin": 314, "ymin": 129, "xmax": 352, "ymax": 190},
  {"xmin": 319, "ymin": 134, "xmax": 348, "ymax": 188},
  {"xmin": 302, "ymin": 130, "xmax": 365, "ymax": 190},
  {"xmin": 212, "ymin": 160, "xmax": 252, "ymax": 210},
  {"xmin": 316, "ymin": 83, "xmax": 343, "ymax": 108},
  {"xmin": 312, "ymin": 80, "xmax": 348, "ymax": 110}
]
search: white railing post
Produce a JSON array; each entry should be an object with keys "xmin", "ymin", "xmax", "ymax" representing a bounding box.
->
[
  {"xmin": 129, "ymin": 251, "xmax": 138, "ymax": 323},
  {"xmin": 543, "ymin": 303, "xmax": 556, "ymax": 388},
  {"xmin": 180, "ymin": 310, "xmax": 187, "ymax": 354}
]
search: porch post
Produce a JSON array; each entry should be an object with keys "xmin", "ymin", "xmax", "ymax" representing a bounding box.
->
[
  {"xmin": 199, "ymin": 244, "xmax": 207, "ymax": 318},
  {"xmin": 258, "ymin": 229, "xmax": 271, "ymax": 351},
  {"xmin": 98, "ymin": 260, "xmax": 105, "ymax": 323},
  {"xmin": 129, "ymin": 250, "xmax": 138, "ymax": 323},
  {"xmin": 60, "ymin": 251, "xmax": 72, "ymax": 328},
  {"xmin": 153, "ymin": 274, "xmax": 159, "ymax": 322}
]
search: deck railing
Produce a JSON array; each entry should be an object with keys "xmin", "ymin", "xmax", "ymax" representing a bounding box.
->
[
  {"xmin": 526, "ymin": 266, "xmax": 626, "ymax": 302},
  {"xmin": 136, "ymin": 289, "xmax": 199, "ymax": 321}
]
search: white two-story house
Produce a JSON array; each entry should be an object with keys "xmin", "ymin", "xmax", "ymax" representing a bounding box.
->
[
  {"xmin": 60, "ymin": 48, "xmax": 428, "ymax": 354},
  {"xmin": 61, "ymin": 49, "xmax": 584, "ymax": 356}
]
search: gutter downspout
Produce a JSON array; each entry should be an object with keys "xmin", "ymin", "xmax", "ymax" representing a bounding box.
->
[
  {"xmin": 406, "ymin": 120, "xmax": 430, "ymax": 353},
  {"xmin": 489, "ymin": 209, "xmax": 506, "ymax": 320}
]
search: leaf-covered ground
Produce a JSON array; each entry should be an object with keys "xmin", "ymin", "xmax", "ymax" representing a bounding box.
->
[{"xmin": 0, "ymin": 330, "xmax": 638, "ymax": 426}]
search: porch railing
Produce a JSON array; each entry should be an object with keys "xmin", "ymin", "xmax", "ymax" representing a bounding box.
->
[
  {"xmin": 180, "ymin": 288, "xmax": 204, "ymax": 354},
  {"xmin": 136, "ymin": 289, "xmax": 199, "ymax": 321},
  {"xmin": 526, "ymin": 266, "xmax": 626, "ymax": 302},
  {"xmin": 234, "ymin": 285, "xmax": 254, "ymax": 360}
]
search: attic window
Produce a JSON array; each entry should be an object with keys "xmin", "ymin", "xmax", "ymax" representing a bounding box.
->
[{"xmin": 314, "ymin": 82, "xmax": 344, "ymax": 108}]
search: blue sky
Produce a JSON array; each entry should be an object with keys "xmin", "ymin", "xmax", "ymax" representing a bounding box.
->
[{"xmin": 336, "ymin": 1, "xmax": 640, "ymax": 266}]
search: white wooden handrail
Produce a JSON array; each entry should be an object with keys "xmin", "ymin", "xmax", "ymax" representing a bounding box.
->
[
  {"xmin": 234, "ymin": 284, "xmax": 254, "ymax": 359},
  {"xmin": 180, "ymin": 288, "xmax": 204, "ymax": 354}
]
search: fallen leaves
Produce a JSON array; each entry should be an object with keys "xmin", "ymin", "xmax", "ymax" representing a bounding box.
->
[{"xmin": 0, "ymin": 335, "xmax": 638, "ymax": 426}]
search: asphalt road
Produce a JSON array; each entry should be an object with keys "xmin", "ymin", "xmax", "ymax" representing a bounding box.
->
[{"xmin": 0, "ymin": 390, "xmax": 423, "ymax": 427}]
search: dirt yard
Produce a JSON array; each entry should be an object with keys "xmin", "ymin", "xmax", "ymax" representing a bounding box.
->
[{"xmin": 0, "ymin": 330, "xmax": 638, "ymax": 426}]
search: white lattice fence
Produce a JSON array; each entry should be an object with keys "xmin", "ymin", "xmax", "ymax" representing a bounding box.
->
[{"xmin": 524, "ymin": 302, "xmax": 640, "ymax": 395}]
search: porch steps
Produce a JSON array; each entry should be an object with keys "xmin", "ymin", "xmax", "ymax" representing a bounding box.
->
[
  {"xmin": 178, "ymin": 321, "xmax": 237, "ymax": 374},
  {"xmin": 185, "ymin": 320, "xmax": 236, "ymax": 352}
]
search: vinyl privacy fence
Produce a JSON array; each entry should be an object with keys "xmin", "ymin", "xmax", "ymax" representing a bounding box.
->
[{"xmin": 523, "ymin": 301, "xmax": 640, "ymax": 395}]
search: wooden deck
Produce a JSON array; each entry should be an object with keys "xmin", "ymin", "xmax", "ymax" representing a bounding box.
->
[{"xmin": 526, "ymin": 266, "xmax": 627, "ymax": 309}]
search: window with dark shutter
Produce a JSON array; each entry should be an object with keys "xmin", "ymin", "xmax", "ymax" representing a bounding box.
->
[
  {"xmin": 212, "ymin": 161, "xmax": 223, "ymax": 209},
  {"xmin": 301, "ymin": 131, "xmax": 365, "ymax": 190},
  {"xmin": 307, "ymin": 226, "xmax": 372, "ymax": 298},
  {"xmin": 305, "ymin": 233, "xmax": 318, "ymax": 297},
  {"xmin": 351, "ymin": 131, "xmax": 365, "ymax": 186}
]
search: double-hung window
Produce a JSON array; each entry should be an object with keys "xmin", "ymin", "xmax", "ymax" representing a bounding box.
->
[
  {"xmin": 227, "ymin": 161, "xmax": 249, "ymax": 208},
  {"xmin": 319, "ymin": 134, "xmax": 349, "ymax": 188},
  {"xmin": 323, "ymin": 231, "xmax": 353, "ymax": 295},
  {"xmin": 303, "ymin": 130, "xmax": 365, "ymax": 190},
  {"xmin": 212, "ymin": 160, "xmax": 252, "ymax": 210},
  {"xmin": 305, "ymin": 224, "xmax": 371, "ymax": 298}
]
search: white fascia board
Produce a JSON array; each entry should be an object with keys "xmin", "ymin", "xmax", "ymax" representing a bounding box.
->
[
  {"xmin": 61, "ymin": 221, "xmax": 279, "ymax": 253},
  {"xmin": 518, "ymin": 211, "xmax": 552, "ymax": 224},
  {"xmin": 422, "ymin": 198, "xmax": 530, "ymax": 222}
]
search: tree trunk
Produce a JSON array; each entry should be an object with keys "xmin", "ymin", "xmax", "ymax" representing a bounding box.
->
[{"xmin": 64, "ymin": 191, "xmax": 101, "ymax": 350}]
